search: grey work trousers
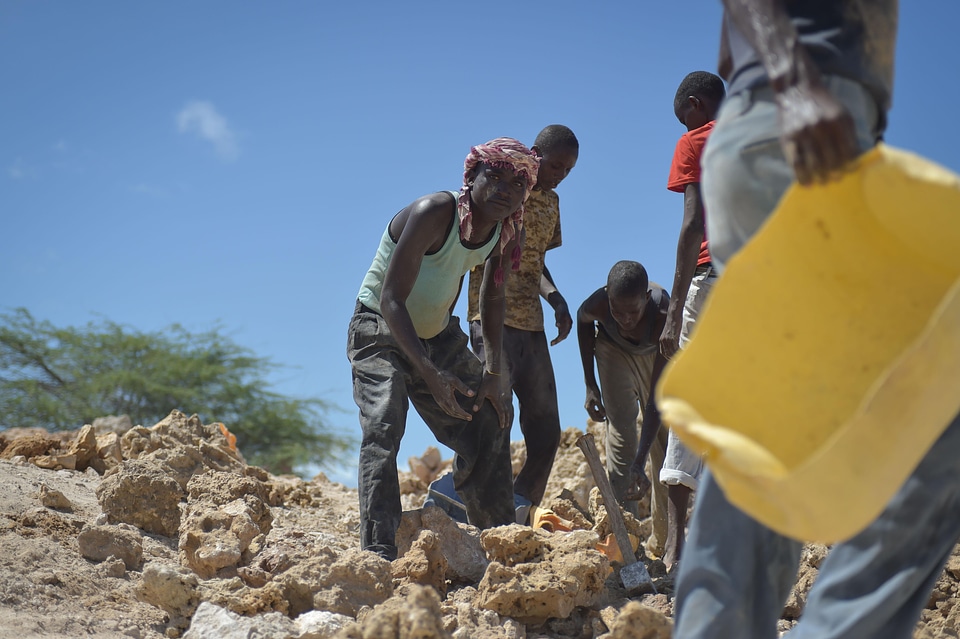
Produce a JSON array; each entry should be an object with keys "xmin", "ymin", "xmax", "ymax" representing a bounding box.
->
[
  {"xmin": 594, "ymin": 329, "xmax": 669, "ymax": 554},
  {"xmin": 348, "ymin": 304, "xmax": 515, "ymax": 559}
]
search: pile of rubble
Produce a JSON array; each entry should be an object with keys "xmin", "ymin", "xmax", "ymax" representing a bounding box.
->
[{"xmin": 2, "ymin": 410, "xmax": 960, "ymax": 638}]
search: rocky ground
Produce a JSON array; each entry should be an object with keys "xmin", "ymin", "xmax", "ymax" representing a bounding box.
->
[{"xmin": 2, "ymin": 411, "xmax": 960, "ymax": 639}]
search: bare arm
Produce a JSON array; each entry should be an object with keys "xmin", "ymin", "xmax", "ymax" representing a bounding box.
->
[
  {"xmin": 381, "ymin": 195, "xmax": 474, "ymax": 421},
  {"xmin": 540, "ymin": 265, "xmax": 572, "ymax": 346},
  {"xmin": 627, "ymin": 293, "xmax": 672, "ymax": 500},
  {"xmin": 722, "ymin": 0, "xmax": 860, "ymax": 184},
  {"xmin": 476, "ymin": 233, "xmax": 519, "ymax": 428},
  {"xmin": 660, "ymin": 183, "xmax": 704, "ymax": 358},
  {"xmin": 577, "ymin": 289, "xmax": 608, "ymax": 422}
]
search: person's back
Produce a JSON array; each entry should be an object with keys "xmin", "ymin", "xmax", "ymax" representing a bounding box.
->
[{"xmin": 465, "ymin": 124, "xmax": 579, "ymax": 508}]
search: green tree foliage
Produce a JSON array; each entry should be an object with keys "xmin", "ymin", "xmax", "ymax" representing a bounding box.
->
[{"xmin": 0, "ymin": 308, "xmax": 354, "ymax": 475}]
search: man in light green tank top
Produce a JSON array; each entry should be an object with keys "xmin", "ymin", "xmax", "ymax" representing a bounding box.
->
[{"xmin": 347, "ymin": 138, "xmax": 540, "ymax": 561}]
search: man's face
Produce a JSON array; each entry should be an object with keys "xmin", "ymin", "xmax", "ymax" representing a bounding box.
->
[
  {"xmin": 469, "ymin": 163, "xmax": 528, "ymax": 220},
  {"xmin": 534, "ymin": 146, "xmax": 578, "ymax": 191},
  {"xmin": 608, "ymin": 290, "xmax": 649, "ymax": 331}
]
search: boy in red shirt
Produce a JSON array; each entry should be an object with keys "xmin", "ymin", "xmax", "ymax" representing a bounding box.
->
[{"xmin": 657, "ymin": 71, "xmax": 726, "ymax": 569}]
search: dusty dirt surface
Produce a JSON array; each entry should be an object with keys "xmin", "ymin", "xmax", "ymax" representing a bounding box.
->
[{"xmin": 1, "ymin": 411, "xmax": 960, "ymax": 639}]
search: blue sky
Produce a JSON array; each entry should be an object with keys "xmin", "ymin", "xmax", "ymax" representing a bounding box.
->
[{"xmin": 3, "ymin": 2, "xmax": 957, "ymax": 486}]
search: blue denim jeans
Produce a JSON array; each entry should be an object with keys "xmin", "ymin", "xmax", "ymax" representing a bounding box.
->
[
  {"xmin": 348, "ymin": 303, "xmax": 515, "ymax": 559},
  {"xmin": 673, "ymin": 77, "xmax": 960, "ymax": 639}
]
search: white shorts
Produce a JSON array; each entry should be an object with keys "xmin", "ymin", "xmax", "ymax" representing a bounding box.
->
[
  {"xmin": 659, "ymin": 266, "xmax": 716, "ymax": 491},
  {"xmin": 660, "ymin": 428, "xmax": 704, "ymax": 490}
]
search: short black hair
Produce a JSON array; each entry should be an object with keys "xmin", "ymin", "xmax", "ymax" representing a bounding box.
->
[
  {"xmin": 533, "ymin": 124, "xmax": 579, "ymax": 155},
  {"xmin": 674, "ymin": 71, "xmax": 726, "ymax": 114},
  {"xmin": 607, "ymin": 260, "xmax": 648, "ymax": 298}
]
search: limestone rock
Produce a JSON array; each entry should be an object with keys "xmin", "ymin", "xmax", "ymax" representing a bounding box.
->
[
  {"xmin": 392, "ymin": 529, "xmax": 448, "ymax": 596},
  {"xmin": 280, "ymin": 547, "xmax": 393, "ymax": 617},
  {"xmin": 605, "ymin": 601, "xmax": 672, "ymax": 639},
  {"xmin": 334, "ymin": 584, "xmax": 450, "ymax": 639},
  {"xmin": 198, "ymin": 576, "xmax": 290, "ymax": 616},
  {"xmin": 477, "ymin": 525, "xmax": 609, "ymax": 623},
  {"xmin": 481, "ymin": 524, "xmax": 544, "ymax": 566},
  {"xmin": 78, "ymin": 523, "xmax": 143, "ymax": 569},
  {"xmin": 137, "ymin": 562, "xmax": 201, "ymax": 622},
  {"xmin": 182, "ymin": 601, "xmax": 295, "ymax": 639},
  {"xmin": 96, "ymin": 431, "xmax": 124, "ymax": 470},
  {"xmin": 451, "ymin": 602, "xmax": 524, "ymax": 639},
  {"xmin": 64, "ymin": 424, "xmax": 99, "ymax": 472},
  {"xmin": 121, "ymin": 410, "xmax": 245, "ymax": 476},
  {"xmin": 541, "ymin": 424, "xmax": 602, "ymax": 506},
  {"xmin": 97, "ymin": 458, "xmax": 185, "ymax": 536},
  {"xmin": 544, "ymin": 489, "xmax": 594, "ymax": 531},
  {"xmin": 178, "ymin": 470, "xmax": 272, "ymax": 578},
  {"xmin": 0, "ymin": 433, "xmax": 60, "ymax": 460},
  {"xmin": 38, "ymin": 483, "xmax": 74, "ymax": 511},
  {"xmin": 296, "ymin": 610, "xmax": 354, "ymax": 639},
  {"xmin": 397, "ymin": 506, "xmax": 488, "ymax": 584}
]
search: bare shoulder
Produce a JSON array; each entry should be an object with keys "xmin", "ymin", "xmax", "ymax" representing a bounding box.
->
[
  {"xmin": 578, "ymin": 287, "xmax": 609, "ymax": 320},
  {"xmin": 390, "ymin": 191, "xmax": 457, "ymax": 244}
]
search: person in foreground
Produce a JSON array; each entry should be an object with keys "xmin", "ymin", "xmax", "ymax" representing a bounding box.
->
[
  {"xmin": 576, "ymin": 260, "xmax": 671, "ymax": 556},
  {"xmin": 669, "ymin": 2, "xmax": 960, "ymax": 639},
  {"xmin": 466, "ymin": 125, "xmax": 579, "ymax": 510},
  {"xmin": 347, "ymin": 137, "xmax": 540, "ymax": 561}
]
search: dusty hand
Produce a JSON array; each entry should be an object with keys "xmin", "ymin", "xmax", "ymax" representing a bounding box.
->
[
  {"xmin": 776, "ymin": 83, "xmax": 860, "ymax": 186},
  {"xmin": 623, "ymin": 463, "xmax": 651, "ymax": 501},
  {"xmin": 424, "ymin": 367, "xmax": 474, "ymax": 421},
  {"xmin": 551, "ymin": 300, "xmax": 573, "ymax": 346},
  {"xmin": 659, "ymin": 320, "xmax": 681, "ymax": 359},
  {"xmin": 473, "ymin": 371, "xmax": 512, "ymax": 429},
  {"xmin": 584, "ymin": 386, "xmax": 606, "ymax": 422}
]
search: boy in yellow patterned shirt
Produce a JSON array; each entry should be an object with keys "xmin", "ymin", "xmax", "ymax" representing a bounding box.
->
[{"xmin": 466, "ymin": 125, "xmax": 579, "ymax": 508}]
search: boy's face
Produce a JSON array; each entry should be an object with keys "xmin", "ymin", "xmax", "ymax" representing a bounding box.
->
[
  {"xmin": 533, "ymin": 146, "xmax": 578, "ymax": 191},
  {"xmin": 676, "ymin": 96, "xmax": 710, "ymax": 132},
  {"xmin": 608, "ymin": 290, "xmax": 650, "ymax": 332},
  {"xmin": 469, "ymin": 162, "xmax": 528, "ymax": 221}
]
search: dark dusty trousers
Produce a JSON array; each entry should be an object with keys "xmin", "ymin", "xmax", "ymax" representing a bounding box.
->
[
  {"xmin": 348, "ymin": 304, "xmax": 515, "ymax": 559},
  {"xmin": 469, "ymin": 321, "xmax": 562, "ymax": 505}
]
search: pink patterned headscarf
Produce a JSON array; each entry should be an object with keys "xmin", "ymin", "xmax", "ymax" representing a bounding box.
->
[{"xmin": 460, "ymin": 137, "xmax": 540, "ymax": 285}]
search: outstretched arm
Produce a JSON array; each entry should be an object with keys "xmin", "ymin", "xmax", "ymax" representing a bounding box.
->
[
  {"xmin": 381, "ymin": 196, "xmax": 475, "ymax": 421},
  {"xmin": 577, "ymin": 290, "xmax": 608, "ymax": 422},
  {"xmin": 660, "ymin": 183, "xmax": 704, "ymax": 359},
  {"xmin": 722, "ymin": 0, "xmax": 860, "ymax": 184},
  {"xmin": 540, "ymin": 265, "xmax": 572, "ymax": 346}
]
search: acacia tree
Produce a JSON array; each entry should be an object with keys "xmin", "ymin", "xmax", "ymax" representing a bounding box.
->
[{"xmin": 0, "ymin": 308, "xmax": 353, "ymax": 475}]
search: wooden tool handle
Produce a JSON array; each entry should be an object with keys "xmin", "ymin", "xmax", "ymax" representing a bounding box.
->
[{"xmin": 576, "ymin": 433, "xmax": 637, "ymax": 565}]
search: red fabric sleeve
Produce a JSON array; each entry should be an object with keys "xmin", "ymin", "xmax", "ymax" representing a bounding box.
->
[{"xmin": 667, "ymin": 133, "xmax": 700, "ymax": 193}]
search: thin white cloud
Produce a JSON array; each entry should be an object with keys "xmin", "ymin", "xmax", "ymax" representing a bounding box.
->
[
  {"xmin": 129, "ymin": 183, "xmax": 168, "ymax": 198},
  {"xmin": 177, "ymin": 100, "xmax": 239, "ymax": 161},
  {"xmin": 7, "ymin": 158, "xmax": 30, "ymax": 180}
]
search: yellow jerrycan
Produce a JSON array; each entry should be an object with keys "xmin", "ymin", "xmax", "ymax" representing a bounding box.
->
[{"xmin": 656, "ymin": 144, "xmax": 960, "ymax": 543}]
